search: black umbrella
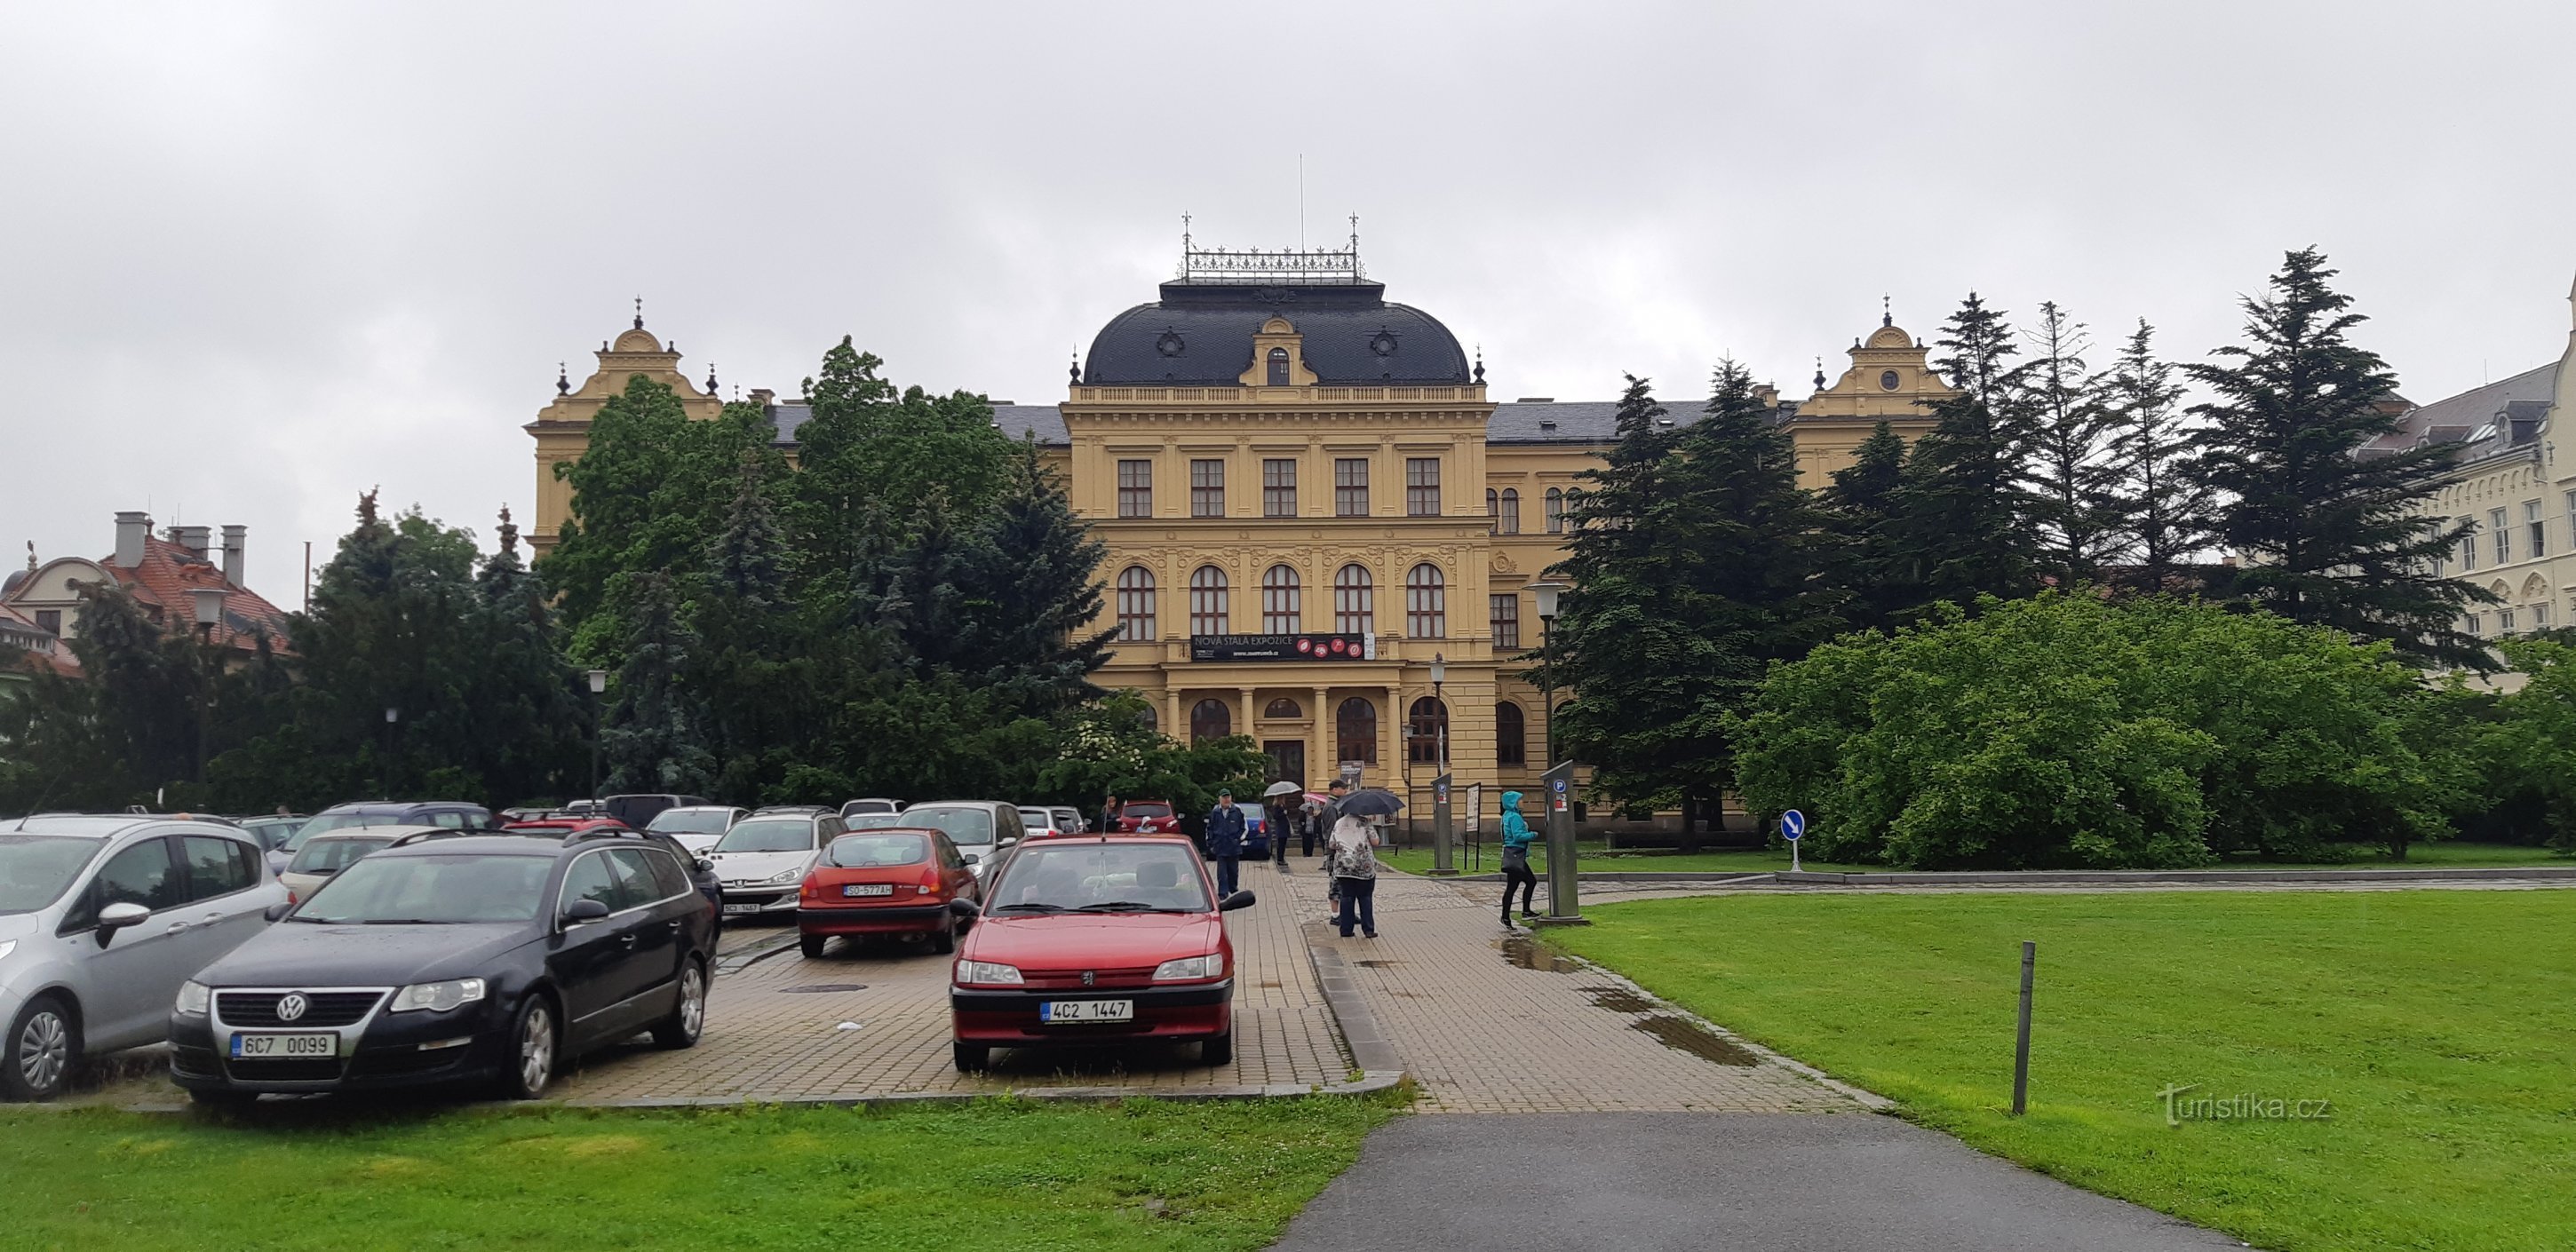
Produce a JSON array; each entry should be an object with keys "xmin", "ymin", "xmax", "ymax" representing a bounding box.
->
[{"xmin": 1337, "ymin": 788, "xmax": 1404, "ymax": 819}]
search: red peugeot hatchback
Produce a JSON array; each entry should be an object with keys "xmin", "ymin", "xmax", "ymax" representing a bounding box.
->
[
  {"xmin": 947, "ymin": 836, "xmax": 1252, "ymax": 1071},
  {"xmin": 799, "ymin": 827, "xmax": 982, "ymax": 957}
]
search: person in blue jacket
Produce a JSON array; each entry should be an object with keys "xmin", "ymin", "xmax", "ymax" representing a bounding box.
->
[
  {"xmin": 1499, "ymin": 789, "xmax": 1539, "ymax": 926},
  {"xmin": 1204, "ymin": 789, "xmax": 1247, "ymax": 897}
]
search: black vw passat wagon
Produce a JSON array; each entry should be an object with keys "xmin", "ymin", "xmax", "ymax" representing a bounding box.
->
[{"xmin": 169, "ymin": 829, "xmax": 716, "ymax": 1104}]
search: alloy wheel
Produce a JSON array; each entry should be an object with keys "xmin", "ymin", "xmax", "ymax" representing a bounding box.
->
[
  {"xmin": 17, "ymin": 1008, "xmax": 69, "ymax": 1096},
  {"xmin": 518, "ymin": 1002, "xmax": 555, "ymax": 1097},
  {"xmin": 678, "ymin": 966, "xmax": 706, "ymax": 1040}
]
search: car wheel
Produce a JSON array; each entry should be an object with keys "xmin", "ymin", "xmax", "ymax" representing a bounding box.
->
[
  {"xmin": 1201, "ymin": 1027, "xmax": 1233, "ymax": 1067},
  {"xmin": 928, "ymin": 921, "xmax": 956, "ymax": 955},
  {"xmin": 799, "ymin": 933, "xmax": 827, "ymax": 959},
  {"xmin": 3, "ymin": 994, "xmax": 78, "ymax": 1102},
  {"xmin": 952, "ymin": 1041, "xmax": 989, "ymax": 1072},
  {"xmin": 496, "ymin": 994, "xmax": 558, "ymax": 1101},
  {"xmin": 652, "ymin": 959, "xmax": 708, "ymax": 1050}
]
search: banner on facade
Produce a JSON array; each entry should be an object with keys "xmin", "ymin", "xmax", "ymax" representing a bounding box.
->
[{"xmin": 1189, "ymin": 633, "xmax": 1371, "ymax": 662}]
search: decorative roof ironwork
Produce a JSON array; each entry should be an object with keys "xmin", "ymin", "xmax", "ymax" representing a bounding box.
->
[{"xmin": 1174, "ymin": 213, "xmax": 1367, "ymax": 285}]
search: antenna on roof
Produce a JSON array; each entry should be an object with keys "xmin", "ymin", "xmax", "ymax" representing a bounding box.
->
[{"xmin": 1299, "ymin": 155, "xmax": 1305, "ymax": 250}]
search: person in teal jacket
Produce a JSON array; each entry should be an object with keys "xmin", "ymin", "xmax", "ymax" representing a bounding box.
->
[{"xmin": 1499, "ymin": 790, "xmax": 1539, "ymax": 925}]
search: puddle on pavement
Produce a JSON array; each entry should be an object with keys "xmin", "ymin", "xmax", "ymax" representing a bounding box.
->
[
  {"xmin": 777, "ymin": 984, "xmax": 868, "ymax": 994},
  {"xmin": 1630, "ymin": 1014, "xmax": 1761, "ymax": 1066},
  {"xmin": 1582, "ymin": 986, "xmax": 1658, "ymax": 1013},
  {"xmin": 1496, "ymin": 936, "xmax": 1582, "ymax": 973},
  {"xmin": 1354, "ymin": 959, "xmax": 1402, "ymax": 968}
]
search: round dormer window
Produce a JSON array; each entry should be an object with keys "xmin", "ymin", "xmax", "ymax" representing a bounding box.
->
[
  {"xmin": 1880, "ymin": 369, "xmax": 1901, "ymax": 391},
  {"xmin": 1369, "ymin": 331, "xmax": 1399, "ymax": 357},
  {"xmin": 1157, "ymin": 331, "xmax": 1186, "ymax": 358}
]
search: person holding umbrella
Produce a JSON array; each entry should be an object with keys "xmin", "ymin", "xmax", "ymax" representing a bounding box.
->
[
  {"xmin": 1204, "ymin": 788, "xmax": 1246, "ymax": 897},
  {"xmin": 1262, "ymin": 781, "xmax": 1300, "ymax": 872},
  {"xmin": 1325, "ymin": 812, "xmax": 1382, "ymax": 939}
]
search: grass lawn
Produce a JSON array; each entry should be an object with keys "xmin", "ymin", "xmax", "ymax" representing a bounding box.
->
[
  {"xmin": 1550, "ymin": 891, "xmax": 2576, "ymax": 1252},
  {"xmin": 1371, "ymin": 840, "xmax": 2570, "ymax": 876},
  {"xmin": 0, "ymin": 1096, "xmax": 1398, "ymax": 1251}
]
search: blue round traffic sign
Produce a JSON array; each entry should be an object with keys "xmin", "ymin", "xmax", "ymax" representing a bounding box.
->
[{"xmin": 1781, "ymin": 809, "xmax": 1806, "ymax": 841}]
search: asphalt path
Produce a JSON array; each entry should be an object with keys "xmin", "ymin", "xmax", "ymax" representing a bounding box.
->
[{"xmin": 1269, "ymin": 1113, "xmax": 2242, "ymax": 1252}]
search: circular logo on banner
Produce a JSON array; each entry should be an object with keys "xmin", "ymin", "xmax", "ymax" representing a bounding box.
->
[
  {"xmin": 1296, "ymin": 638, "xmax": 1314, "ymax": 654},
  {"xmin": 1329, "ymin": 638, "xmax": 1348, "ymax": 655}
]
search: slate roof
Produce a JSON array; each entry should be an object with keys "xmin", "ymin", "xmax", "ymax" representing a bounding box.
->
[
  {"xmin": 2365, "ymin": 361, "xmax": 2559, "ymax": 467},
  {"xmin": 1084, "ymin": 281, "xmax": 1470, "ymax": 386},
  {"xmin": 767, "ymin": 402, "xmax": 1069, "ymax": 448},
  {"xmin": 760, "ymin": 398, "xmax": 1804, "ymax": 450}
]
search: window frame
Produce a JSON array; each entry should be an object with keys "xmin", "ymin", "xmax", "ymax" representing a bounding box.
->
[
  {"xmin": 1261, "ymin": 564, "xmax": 1302, "ymax": 634},
  {"xmin": 1189, "ymin": 459, "xmax": 1225, "ymax": 518},
  {"xmin": 1334, "ymin": 458, "xmax": 1370, "ymax": 517},
  {"xmin": 1405, "ymin": 697, "xmax": 1449, "ymax": 765},
  {"xmin": 1115, "ymin": 566, "xmax": 1157, "ymax": 642},
  {"xmin": 1335, "ymin": 697, "xmax": 1379, "ymax": 765},
  {"xmin": 1190, "ymin": 699, "xmax": 1233, "ymax": 744},
  {"xmin": 1405, "ymin": 563, "xmax": 1447, "ymax": 639},
  {"xmin": 58, "ymin": 834, "xmax": 179, "ymax": 935},
  {"xmin": 2492, "ymin": 508, "xmax": 2511, "ymax": 564},
  {"xmin": 1499, "ymin": 487, "xmax": 1519, "ymax": 535},
  {"xmin": 1333, "ymin": 564, "xmax": 1375, "ymax": 635},
  {"xmin": 1495, "ymin": 702, "xmax": 1527, "ymax": 766},
  {"xmin": 2526, "ymin": 499, "xmax": 2546, "ymax": 559},
  {"xmin": 1490, "ymin": 593, "xmax": 1520, "ymax": 649},
  {"xmin": 1263, "ymin": 458, "xmax": 1298, "ymax": 518},
  {"xmin": 179, "ymin": 833, "xmax": 260, "ymax": 904},
  {"xmin": 1405, "ymin": 457, "xmax": 1442, "ymax": 517},
  {"xmin": 1189, "ymin": 565, "xmax": 1231, "ymax": 637},
  {"xmin": 1546, "ymin": 487, "xmax": 1565, "ymax": 534},
  {"xmin": 1117, "ymin": 459, "xmax": 1153, "ymax": 519}
]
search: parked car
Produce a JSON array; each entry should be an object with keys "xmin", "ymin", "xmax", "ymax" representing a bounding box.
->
[
  {"xmin": 704, "ymin": 810, "xmax": 846, "ymax": 918},
  {"xmin": 1112, "ymin": 800, "xmax": 1181, "ymax": 835},
  {"xmin": 279, "ymin": 828, "xmax": 433, "ymax": 906},
  {"xmin": 271, "ymin": 801, "xmax": 494, "ymax": 873},
  {"xmin": 947, "ymin": 836, "xmax": 1252, "ymax": 1072},
  {"xmin": 2, "ymin": 814, "xmax": 286, "ymax": 1100},
  {"xmin": 1234, "ymin": 803, "xmax": 1273, "ymax": 860},
  {"xmin": 1049, "ymin": 805, "xmax": 1086, "ymax": 836},
  {"xmin": 893, "ymin": 802, "xmax": 1025, "ymax": 883},
  {"xmin": 797, "ymin": 828, "xmax": 983, "ymax": 957},
  {"xmin": 234, "ymin": 815, "xmax": 308, "ymax": 854},
  {"xmin": 839, "ymin": 798, "xmax": 905, "ymax": 820},
  {"xmin": 642, "ymin": 805, "xmax": 746, "ymax": 854},
  {"xmin": 503, "ymin": 819, "xmax": 722, "ymax": 922},
  {"xmin": 168, "ymin": 828, "xmax": 716, "ymax": 1105},
  {"xmin": 1018, "ymin": 808, "xmax": 1073, "ymax": 840},
  {"xmin": 842, "ymin": 812, "xmax": 905, "ymax": 832},
  {"xmin": 601, "ymin": 794, "xmax": 710, "ymax": 830}
]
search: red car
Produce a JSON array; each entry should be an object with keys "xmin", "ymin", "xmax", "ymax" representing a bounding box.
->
[
  {"xmin": 1114, "ymin": 800, "xmax": 1181, "ymax": 834},
  {"xmin": 948, "ymin": 836, "xmax": 1252, "ymax": 1071},
  {"xmin": 799, "ymin": 827, "xmax": 982, "ymax": 957}
]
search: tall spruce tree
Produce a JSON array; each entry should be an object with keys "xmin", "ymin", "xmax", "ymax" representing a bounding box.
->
[
  {"xmin": 952, "ymin": 440, "xmax": 1117, "ymax": 714},
  {"xmin": 600, "ymin": 572, "xmax": 716, "ymax": 795},
  {"xmin": 1880, "ymin": 292, "xmax": 2040, "ymax": 615},
  {"xmin": 2094, "ymin": 321, "xmax": 2214, "ymax": 593},
  {"xmin": 1824, "ymin": 421, "xmax": 1914, "ymax": 634},
  {"xmin": 465, "ymin": 506, "xmax": 585, "ymax": 803},
  {"xmin": 2021, "ymin": 301, "xmax": 2122, "ymax": 587},
  {"xmin": 2185, "ymin": 248, "xmax": 2487, "ymax": 667}
]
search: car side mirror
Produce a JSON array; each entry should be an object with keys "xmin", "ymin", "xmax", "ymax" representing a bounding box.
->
[
  {"xmin": 960, "ymin": 853, "xmax": 980, "ymax": 867},
  {"xmin": 1219, "ymin": 890, "xmax": 1256, "ymax": 912},
  {"xmin": 561, "ymin": 898, "xmax": 612, "ymax": 926},
  {"xmin": 95, "ymin": 901, "xmax": 151, "ymax": 942},
  {"xmin": 263, "ymin": 901, "xmax": 293, "ymax": 923},
  {"xmin": 946, "ymin": 898, "xmax": 981, "ymax": 920},
  {"xmin": 695, "ymin": 858, "xmax": 715, "ymax": 874}
]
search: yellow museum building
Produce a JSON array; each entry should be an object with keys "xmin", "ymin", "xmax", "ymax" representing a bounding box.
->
[{"xmin": 527, "ymin": 242, "xmax": 1956, "ymax": 796}]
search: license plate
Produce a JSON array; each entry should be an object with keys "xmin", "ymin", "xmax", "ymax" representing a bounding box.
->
[
  {"xmin": 230, "ymin": 1033, "xmax": 337, "ymax": 1058},
  {"xmin": 722, "ymin": 902, "xmax": 764, "ymax": 915},
  {"xmin": 1039, "ymin": 999, "xmax": 1134, "ymax": 1024},
  {"xmin": 842, "ymin": 884, "xmax": 894, "ymax": 898}
]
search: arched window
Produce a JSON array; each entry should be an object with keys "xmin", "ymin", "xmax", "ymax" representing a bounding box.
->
[
  {"xmin": 1190, "ymin": 698, "xmax": 1233, "ymax": 743},
  {"xmin": 1407, "ymin": 696, "xmax": 1449, "ymax": 765},
  {"xmin": 1262, "ymin": 564, "xmax": 1302, "ymax": 633},
  {"xmin": 1545, "ymin": 487, "xmax": 1565, "ymax": 534},
  {"xmin": 1263, "ymin": 697, "xmax": 1303, "ymax": 719},
  {"xmin": 1334, "ymin": 564, "xmax": 1374, "ymax": 635},
  {"xmin": 1499, "ymin": 488, "xmax": 1520, "ymax": 535},
  {"xmin": 1189, "ymin": 565, "xmax": 1229, "ymax": 637},
  {"xmin": 1267, "ymin": 347, "xmax": 1291, "ymax": 386},
  {"xmin": 1486, "ymin": 487, "xmax": 1499, "ymax": 535},
  {"xmin": 1137, "ymin": 701, "xmax": 1158, "ymax": 733},
  {"xmin": 1495, "ymin": 702, "xmax": 1526, "ymax": 766},
  {"xmin": 1115, "ymin": 567, "xmax": 1157, "ymax": 641},
  {"xmin": 1405, "ymin": 563, "xmax": 1446, "ymax": 638},
  {"xmin": 1336, "ymin": 696, "xmax": 1378, "ymax": 765}
]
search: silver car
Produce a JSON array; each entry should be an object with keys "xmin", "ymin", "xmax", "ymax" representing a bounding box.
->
[{"xmin": 2, "ymin": 815, "xmax": 288, "ymax": 1100}]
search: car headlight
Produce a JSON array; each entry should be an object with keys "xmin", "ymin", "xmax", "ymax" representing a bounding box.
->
[
  {"xmin": 389, "ymin": 978, "xmax": 489, "ymax": 1013},
  {"xmin": 767, "ymin": 867, "xmax": 804, "ymax": 884},
  {"xmin": 174, "ymin": 979, "xmax": 211, "ymax": 1017},
  {"xmin": 1152, "ymin": 954, "xmax": 1226, "ymax": 981},
  {"xmin": 955, "ymin": 960, "xmax": 1023, "ymax": 986}
]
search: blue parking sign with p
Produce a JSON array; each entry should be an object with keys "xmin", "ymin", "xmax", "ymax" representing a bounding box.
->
[{"xmin": 1781, "ymin": 809, "xmax": 1806, "ymax": 841}]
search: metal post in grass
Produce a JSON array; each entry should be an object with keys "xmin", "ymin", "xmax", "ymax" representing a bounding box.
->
[{"xmin": 2011, "ymin": 939, "xmax": 2036, "ymax": 1115}]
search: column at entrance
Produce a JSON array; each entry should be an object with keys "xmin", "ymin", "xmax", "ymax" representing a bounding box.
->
[
  {"xmin": 1237, "ymin": 686, "xmax": 1256, "ymax": 741},
  {"xmin": 1163, "ymin": 686, "xmax": 1184, "ymax": 742},
  {"xmin": 1308, "ymin": 686, "xmax": 1331, "ymax": 789}
]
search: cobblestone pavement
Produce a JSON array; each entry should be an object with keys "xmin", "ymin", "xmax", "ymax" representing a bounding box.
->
[
  {"xmin": 547, "ymin": 859, "xmax": 1350, "ymax": 1104},
  {"xmin": 1288, "ymin": 868, "xmax": 1860, "ymax": 1115}
]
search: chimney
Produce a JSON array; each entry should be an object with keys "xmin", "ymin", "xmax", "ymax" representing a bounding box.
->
[
  {"xmin": 221, "ymin": 525, "xmax": 247, "ymax": 587},
  {"xmin": 114, "ymin": 511, "xmax": 151, "ymax": 567},
  {"xmin": 748, "ymin": 387, "xmax": 775, "ymax": 408},
  {"xmin": 173, "ymin": 525, "xmax": 213, "ymax": 562}
]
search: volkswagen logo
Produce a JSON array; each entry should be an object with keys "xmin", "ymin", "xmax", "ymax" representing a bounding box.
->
[
  {"xmin": 275, "ymin": 993, "xmax": 310, "ymax": 1022},
  {"xmin": 1081, "ymin": 971, "xmax": 1096, "ymax": 987}
]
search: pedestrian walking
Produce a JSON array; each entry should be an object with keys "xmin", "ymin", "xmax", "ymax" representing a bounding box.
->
[
  {"xmin": 1499, "ymin": 789, "xmax": 1540, "ymax": 926},
  {"xmin": 1268, "ymin": 795, "xmax": 1292, "ymax": 872},
  {"xmin": 1205, "ymin": 789, "xmax": 1246, "ymax": 897},
  {"xmin": 1326, "ymin": 813, "xmax": 1381, "ymax": 939}
]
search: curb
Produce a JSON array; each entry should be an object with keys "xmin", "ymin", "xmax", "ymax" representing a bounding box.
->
[
  {"xmin": 1305, "ymin": 925, "xmax": 1403, "ymax": 1074},
  {"xmin": 1452, "ymin": 866, "xmax": 2576, "ymax": 886}
]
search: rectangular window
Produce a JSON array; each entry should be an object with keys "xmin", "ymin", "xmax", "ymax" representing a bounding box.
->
[
  {"xmin": 2465, "ymin": 614, "xmax": 2482, "ymax": 637},
  {"xmin": 2492, "ymin": 508, "xmax": 2510, "ymax": 564},
  {"xmin": 1262, "ymin": 459, "xmax": 1297, "ymax": 518},
  {"xmin": 1334, "ymin": 458, "xmax": 1370, "ymax": 517},
  {"xmin": 1490, "ymin": 594, "xmax": 1521, "ymax": 649},
  {"xmin": 33, "ymin": 609, "xmax": 60, "ymax": 635},
  {"xmin": 2500, "ymin": 607, "xmax": 2517, "ymax": 633},
  {"xmin": 2460, "ymin": 518, "xmax": 2477, "ymax": 571},
  {"xmin": 2526, "ymin": 500, "xmax": 2546, "ymax": 559},
  {"xmin": 1405, "ymin": 457, "xmax": 1442, "ymax": 517},
  {"xmin": 2535, "ymin": 602, "xmax": 2554, "ymax": 630},
  {"xmin": 1190, "ymin": 459, "xmax": 1224, "ymax": 518},
  {"xmin": 1117, "ymin": 459, "xmax": 1153, "ymax": 518}
]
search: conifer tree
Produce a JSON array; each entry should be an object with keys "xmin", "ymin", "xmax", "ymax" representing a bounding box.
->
[
  {"xmin": 2021, "ymin": 301, "xmax": 2122, "ymax": 587},
  {"xmin": 600, "ymin": 572, "xmax": 716, "ymax": 795},
  {"xmin": 952, "ymin": 440, "xmax": 1116, "ymax": 714},
  {"xmin": 2093, "ymin": 321, "xmax": 2214, "ymax": 593},
  {"xmin": 1825, "ymin": 422, "xmax": 1914, "ymax": 634},
  {"xmin": 1879, "ymin": 293, "xmax": 2040, "ymax": 616},
  {"xmin": 2185, "ymin": 248, "xmax": 2487, "ymax": 667}
]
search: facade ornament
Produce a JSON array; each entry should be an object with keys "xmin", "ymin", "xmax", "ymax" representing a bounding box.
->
[
  {"xmin": 706, "ymin": 363, "xmax": 720, "ymax": 394},
  {"xmin": 557, "ymin": 362, "xmax": 570, "ymax": 395},
  {"xmin": 633, "ymin": 296, "xmax": 644, "ymax": 330}
]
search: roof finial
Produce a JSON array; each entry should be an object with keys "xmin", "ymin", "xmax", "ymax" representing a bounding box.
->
[
  {"xmin": 705, "ymin": 362, "xmax": 719, "ymax": 394},
  {"xmin": 1882, "ymin": 294, "xmax": 1892, "ymax": 328},
  {"xmin": 1181, "ymin": 211, "xmax": 1191, "ymax": 252},
  {"xmin": 556, "ymin": 361, "xmax": 569, "ymax": 395},
  {"xmin": 1473, "ymin": 344, "xmax": 1485, "ymax": 384},
  {"xmin": 633, "ymin": 296, "xmax": 644, "ymax": 330},
  {"xmin": 24, "ymin": 539, "xmax": 35, "ymax": 573},
  {"xmin": 1069, "ymin": 351, "xmax": 1081, "ymax": 384},
  {"xmin": 1814, "ymin": 357, "xmax": 1825, "ymax": 391}
]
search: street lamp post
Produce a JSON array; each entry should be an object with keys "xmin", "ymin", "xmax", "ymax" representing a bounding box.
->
[
  {"xmin": 1428, "ymin": 652, "xmax": 1447, "ymax": 774},
  {"xmin": 586, "ymin": 670, "xmax": 608, "ymax": 799},
  {"xmin": 1527, "ymin": 581, "xmax": 1565, "ymax": 768},
  {"xmin": 382, "ymin": 706, "xmax": 400, "ymax": 796}
]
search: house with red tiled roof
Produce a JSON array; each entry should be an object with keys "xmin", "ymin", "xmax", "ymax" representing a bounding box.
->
[
  {"xmin": 0, "ymin": 599, "xmax": 80, "ymax": 692},
  {"xmin": 4, "ymin": 511, "xmax": 296, "ymax": 665}
]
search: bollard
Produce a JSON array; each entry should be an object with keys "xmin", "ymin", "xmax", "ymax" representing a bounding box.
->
[{"xmin": 2011, "ymin": 939, "xmax": 2035, "ymax": 1115}]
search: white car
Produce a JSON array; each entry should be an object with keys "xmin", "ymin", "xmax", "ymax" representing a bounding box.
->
[
  {"xmin": 704, "ymin": 810, "xmax": 845, "ymax": 917},
  {"xmin": 644, "ymin": 805, "xmax": 748, "ymax": 855},
  {"xmin": 276, "ymin": 826, "xmax": 441, "ymax": 907},
  {"xmin": 898, "ymin": 801, "xmax": 1026, "ymax": 884},
  {"xmin": 1018, "ymin": 808, "xmax": 1070, "ymax": 839}
]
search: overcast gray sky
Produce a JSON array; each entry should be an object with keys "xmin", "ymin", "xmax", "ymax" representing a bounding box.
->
[{"xmin": 5, "ymin": 1, "xmax": 2572, "ymax": 604}]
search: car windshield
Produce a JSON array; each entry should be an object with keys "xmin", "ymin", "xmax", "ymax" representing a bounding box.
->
[
  {"xmin": 1122, "ymin": 803, "xmax": 1173, "ymax": 819},
  {"xmin": 295, "ymin": 853, "xmax": 551, "ymax": 924},
  {"xmin": 902, "ymin": 806, "xmax": 997, "ymax": 846},
  {"xmin": 288, "ymin": 836, "xmax": 397, "ymax": 876},
  {"xmin": 825, "ymin": 832, "xmax": 931, "ymax": 868},
  {"xmin": 284, "ymin": 812, "xmax": 402, "ymax": 848},
  {"xmin": 0, "ymin": 836, "xmax": 101, "ymax": 915},
  {"xmin": 647, "ymin": 809, "xmax": 735, "ymax": 836},
  {"xmin": 843, "ymin": 813, "xmax": 902, "ymax": 830},
  {"xmin": 713, "ymin": 818, "xmax": 817, "ymax": 853},
  {"xmin": 1020, "ymin": 812, "xmax": 1052, "ymax": 828},
  {"xmin": 990, "ymin": 843, "xmax": 1212, "ymax": 914}
]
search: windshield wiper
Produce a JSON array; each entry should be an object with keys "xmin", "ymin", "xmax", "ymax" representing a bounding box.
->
[
  {"xmin": 990, "ymin": 902, "xmax": 1070, "ymax": 914},
  {"xmin": 1076, "ymin": 900, "xmax": 1190, "ymax": 913},
  {"xmin": 355, "ymin": 918, "xmax": 459, "ymax": 925}
]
